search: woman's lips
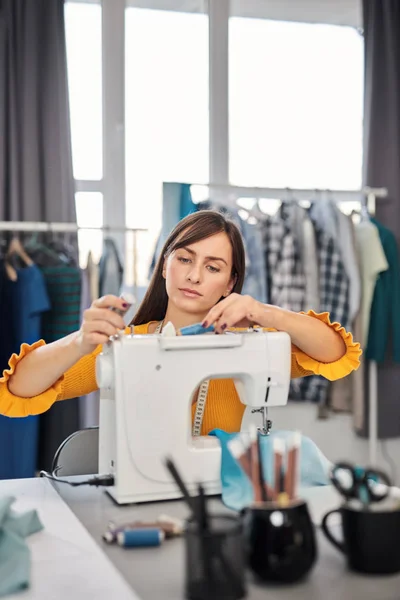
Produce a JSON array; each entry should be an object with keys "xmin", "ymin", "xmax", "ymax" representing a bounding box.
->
[{"xmin": 179, "ymin": 288, "xmax": 202, "ymax": 298}]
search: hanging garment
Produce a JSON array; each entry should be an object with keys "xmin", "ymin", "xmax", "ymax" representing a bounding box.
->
[
  {"xmin": 0, "ymin": 261, "xmax": 13, "ymax": 374},
  {"xmin": 290, "ymin": 205, "xmax": 350, "ymax": 406},
  {"xmin": 0, "ymin": 264, "xmax": 50, "ymax": 479},
  {"xmin": 37, "ymin": 264, "xmax": 82, "ymax": 471},
  {"xmin": 354, "ymin": 220, "xmax": 388, "ymax": 348},
  {"xmin": 310, "ymin": 205, "xmax": 350, "ymax": 330},
  {"xmin": 282, "ymin": 201, "xmax": 319, "ymax": 312},
  {"xmin": 87, "ymin": 251, "xmax": 100, "ymax": 301},
  {"xmin": 351, "ymin": 310, "xmax": 366, "ymax": 432},
  {"xmin": 335, "ymin": 211, "xmax": 361, "ymax": 325},
  {"xmin": 239, "ymin": 217, "xmax": 268, "ymax": 303},
  {"xmin": 264, "ymin": 203, "xmax": 305, "ymax": 312},
  {"xmin": 330, "ymin": 220, "xmax": 362, "ymax": 414},
  {"xmin": 99, "ymin": 238, "xmax": 124, "ymax": 297},
  {"xmin": 366, "ymin": 218, "xmax": 400, "ymax": 363},
  {"xmin": 309, "ymin": 198, "xmax": 361, "ymax": 324}
]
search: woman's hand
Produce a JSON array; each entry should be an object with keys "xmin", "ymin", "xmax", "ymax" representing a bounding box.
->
[
  {"xmin": 75, "ymin": 295, "xmax": 128, "ymax": 356},
  {"xmin": 203, "ymin": 294, "xmax": 348, "ymax": 363},
  {"xmin": 202, "ymin": 294, "xmax": 276, "ymax": 333}
]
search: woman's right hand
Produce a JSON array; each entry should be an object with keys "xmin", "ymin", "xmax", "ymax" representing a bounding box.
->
[{"xmin": 75, "ymin": 295, "xmax": 129, "ymax": 356}]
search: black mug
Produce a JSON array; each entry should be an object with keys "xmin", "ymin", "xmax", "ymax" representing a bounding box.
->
[
  {"xmin": 243, "ymin": 500, "xmax": 317, "ymax": 583},
  {"xmin": 321, "ymin": 504, "xmax": 400, "ymax": 575}
]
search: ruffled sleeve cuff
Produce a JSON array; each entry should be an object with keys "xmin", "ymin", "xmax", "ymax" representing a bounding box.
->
[
  {"xmin": 293, "ymin": 310, "xmax": 362, "ymax": 381},
  {"xmin": 0, "ymin": 340, "xmax": 64, "ymax": 417}
]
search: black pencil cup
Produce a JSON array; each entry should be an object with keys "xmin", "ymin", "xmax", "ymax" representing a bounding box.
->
[
  {"xmin": 184, "ymin": 514, "xmax": 247, "ymax": 600},
  {"xmin": 242, "ymin": 499, "xmax": 317, "ymax": 584}
]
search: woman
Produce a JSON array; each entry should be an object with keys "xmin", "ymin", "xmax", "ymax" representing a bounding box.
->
[{"xmin": 0, "ymin": 211, "xmax": 361, "ymax": 433}]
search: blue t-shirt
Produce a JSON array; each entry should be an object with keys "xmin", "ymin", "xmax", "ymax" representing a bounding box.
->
[
  {"xmin": 9, "ymin": 264, "xmax": 51, "ymax": 348},
  {"xmin": 0, "ymin": 264, "xmax": 50, "ymax": 480}
]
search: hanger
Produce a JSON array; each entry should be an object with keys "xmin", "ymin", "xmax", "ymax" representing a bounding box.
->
[
  {"xmin": 6, "ymin": 236, "xmax": 34, "ymax": 265},
  {"xmin": 249, "ymin": 199, "xmax": 266, "ymax": 222},
  {"xmin": 25, "ymin": 224, "xmax": 70, "ymax": 266},
  {"xmin": 360, "ymin": 196, "xmax": 371, "ymax": 221},
  {"xmin": 5, "ymin": 235, "xmax": 34, "ymax": 281}
]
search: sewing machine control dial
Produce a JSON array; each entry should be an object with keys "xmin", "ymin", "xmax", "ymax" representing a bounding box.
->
[{"xmin": 96, "ymin": 352, "xmax": 115, "ymax": 390}]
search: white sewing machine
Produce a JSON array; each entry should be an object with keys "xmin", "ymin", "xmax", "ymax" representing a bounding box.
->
[{"xmin": 96, "ymin": 330, "xmax": 291, "ymax": 505}]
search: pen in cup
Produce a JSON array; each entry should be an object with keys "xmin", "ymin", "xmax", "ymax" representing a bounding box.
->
[
  {"xmin": 273, "ymin": 438, "xmax": 285, "ymax": 499},
  {"xmin": 285, "ymin": 432, "xmax": 301, "ymax": 500},
  {"xmin": 228, "ymin": 431, "xmax": 275, "ymax": 502},
  {"xmin": 249, "ymin": 425, "xmax": 263, "ymax": 503}
]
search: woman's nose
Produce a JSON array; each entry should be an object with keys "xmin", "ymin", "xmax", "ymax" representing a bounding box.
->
[{"xmin": 186, "ymin": 264, "xmax": 201, "ymax": 283}]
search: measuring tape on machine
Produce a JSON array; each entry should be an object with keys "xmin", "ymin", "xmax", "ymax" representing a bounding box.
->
[{"xmin": 155, "ymin": 320, "xmax": 209, "ymax": 436}]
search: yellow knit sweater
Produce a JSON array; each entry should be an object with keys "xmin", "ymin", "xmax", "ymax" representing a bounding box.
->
[{"xmin": 0, "ymin": 310, "xmax": 361, "ymax": 434}]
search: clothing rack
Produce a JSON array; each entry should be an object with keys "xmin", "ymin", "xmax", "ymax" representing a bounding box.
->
[
  {"xmin": 0, "ymin": 221, "xmax": 147, "ymax": 233},
  {"xmin": 195, "ymin": 183, "xmax": 387, "ymax": 468},
  {"xmin": 0, "ymin": 221, "xmax": 148, "ymax": 306},
  {"xmin": 190, "ymin": 183, "xmax": 388, "ymax": 204},
  {"xmin": 1, "ymin": 191, "xmax": 389, "ymax": 466}
]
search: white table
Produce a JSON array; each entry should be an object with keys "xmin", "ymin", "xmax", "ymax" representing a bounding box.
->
[
  {"xmin": 0, "ymin": 478, "xmax": 140, "ymax": 600},
  {"xmin": 2, "ymin": 478, "xmax": 400, "ymax": 600}
]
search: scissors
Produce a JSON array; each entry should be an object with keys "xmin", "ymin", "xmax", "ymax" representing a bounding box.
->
[{"xmin": 330, "ymin": 461, "xmax": 392, "ymax": 506}]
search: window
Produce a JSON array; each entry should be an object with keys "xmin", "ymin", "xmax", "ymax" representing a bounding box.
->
[
  {"xmin": 65, "ymin": 0, "xmax": 364, "ymax": 278},
  {"xmin": 229, "ymin": 18, "xmax": 364, "ymax": 190},
  {"xmin": 75, "ymin": 192, "xmax": 104, "ymax": 264},
  {"xmin": 64, "ymin": 2, "xmax": 103, "ymax": 180},
  {"xmin": 65, "ymin": 1, "xmax": 103, "ymax": 267},
  {"xmin": 125, "ymin": 6, "xmax": 209, "ymax": 286}
]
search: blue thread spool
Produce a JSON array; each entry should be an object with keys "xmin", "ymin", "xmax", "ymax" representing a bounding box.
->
[
  {"xmin": 117, "ymin": 528, "xmax": 165, "ymax": 548},
  {"xmin": 180, "ymin": 323, "xmax": 215, "ymax": 336}
]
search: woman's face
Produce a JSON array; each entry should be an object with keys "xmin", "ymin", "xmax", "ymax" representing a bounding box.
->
[{"xmin": 163, "ymin": 232, "xmax": 235, "ymax": 316}]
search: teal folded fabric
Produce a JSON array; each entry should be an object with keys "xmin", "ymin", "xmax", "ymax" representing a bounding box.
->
[
  {"xmin": 0, "ymin": 496, "xmax": 43, "ymax": 597},
  {"xmin": 210, "ymin": 429, "xmax": 332, "ymax": 511}
]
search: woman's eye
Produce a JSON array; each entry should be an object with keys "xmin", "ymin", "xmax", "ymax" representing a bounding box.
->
[
  {"xmin": 178, "ymin": 256, "xmax": 191, "ymax": 264},
  {"xmin": 207, "ymin": 265, "xmax": 220, "ymax": 273}
]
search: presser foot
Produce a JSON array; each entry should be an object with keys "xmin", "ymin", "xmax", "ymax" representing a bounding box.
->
[{"xmin": 251, "ymin": 407, "xmax": 272, "ymax": 436}]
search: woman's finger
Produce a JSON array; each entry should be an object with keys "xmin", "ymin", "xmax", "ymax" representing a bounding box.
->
[
  {"xmin": 82, "ymin": 319, "xmax": 119, "ymax": 339},
  {"xmin": 203, "ymin": 295, "xmax": 237, "ymax": 327},
  {"xmin": 83, "ymin": 307, "xmax": 125, "ymax": 330},
  {"xmin": 82, "ymin": 332, "xmax": 111, "ymax": 347},
  {"xmin": 93, "ymin": 295, "xmax": 127, "ymax": 311},
  {"xmin": 213, "ymin": 308, "xmax": 250, "ymax": 332}
]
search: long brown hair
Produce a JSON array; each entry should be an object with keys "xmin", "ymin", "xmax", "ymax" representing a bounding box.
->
[{"xmin": 131, "ymin": 210, "xmax": 246, "ymax": 325}]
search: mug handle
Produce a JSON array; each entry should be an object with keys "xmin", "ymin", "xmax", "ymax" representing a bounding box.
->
[{"xmin": 321, "ymin": 509, "xmax": 345, "ymax": 553}]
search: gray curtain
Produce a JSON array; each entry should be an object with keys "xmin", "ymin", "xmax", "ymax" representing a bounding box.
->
[
  {"xmin": 362, "ymin": 0, "xmax": 400, "ymax": 438},
  {"xmin": 0, "ymin": 0, "xmax": 80, "ymax": 470},
  {"xmin": 0, "ymin": 0, "xmax": 76, "ymax": 222}
]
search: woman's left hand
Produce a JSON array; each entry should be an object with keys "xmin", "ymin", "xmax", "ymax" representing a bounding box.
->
[{"xmin": 202, "ymin": 294, "xmax": 274, "ymax": 333}]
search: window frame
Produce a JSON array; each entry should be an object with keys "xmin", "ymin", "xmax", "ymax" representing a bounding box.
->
[{"xmin": 66, "ymin": 0, "xmax": 362, "ymax": 244}]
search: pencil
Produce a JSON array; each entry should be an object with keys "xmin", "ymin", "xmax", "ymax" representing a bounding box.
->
[
  {"xmin": 285, "ymin": 440, "xmax": 294, "ymax": 498},
  {"xmin": 249, "ymin": 425, "xmax": 263, "ymax": 503},
  {"xmin": 227, "ymin": 436, "xmax": 252, "ymax": 481},
  {"xmin": 290, "ymin": 432, "xmax": 301, "ymax": 500},
  {"xmin": 273, "ymin": 438, "xmax": 285, "ymax": 499}
]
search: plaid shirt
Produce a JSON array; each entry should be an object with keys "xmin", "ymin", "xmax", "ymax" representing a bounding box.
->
[
  {"xmin": 290, "ymin": 204, "xmax": 350, "ymax": 405},
  {"xmin": 265, "ymin": 204, "xmax": 305, "ymax": 312}
]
